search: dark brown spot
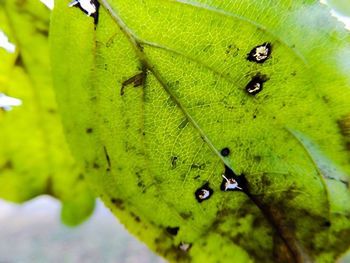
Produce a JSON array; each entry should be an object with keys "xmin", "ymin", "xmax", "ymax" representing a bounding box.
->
[
  {"xmin": 190, "ymin": 163, "xmax": 205, "ymax": 170},
  {"xmin": 120, "ymin": 68, "xmax": 147, "ymax": 95},
  {"xmin": 86, "ymin": 128, "xmax": 93, "ymax": 134},
  {"xmin": 15, "ymin": 54, "xmax": 24, "ymax": 68},
  {"xmin": 111, "ymin": 198, "xmax": 124, "ymax": 210},
  {"xmin": 171, "ymin": 156, "xmax": 178, "ymax": 169},
  {"xmin": 180, "ymin": 212, "xmax": 192, "ymax": 220},
  {"xmin": 338, "ymin": 116, "xmax": 350, "ymax": 136},
  {"xmin": 131, "ymin": 212, "xmax": 141, "ymax": 223},
  {"xmin": 166, "ymin": 226, "xmax": 179, "ymax": 236},
  {"xmin": 323, "ymin": 221, "xmax": 331, "ymax": 227},
  {"xmin": 1, "ymin": 160, "xmax": 13, "ymax": 170},
  {"xmin": 103, "ymin": 146, "xmax": 111, "ymax": 170},
  {"xmin": 36, "ymin": 28, "xmax": 49, "ymax": 37},
  {"xmin": 220, "ymin": 147, "xmax": 230, "ymax": 157}
]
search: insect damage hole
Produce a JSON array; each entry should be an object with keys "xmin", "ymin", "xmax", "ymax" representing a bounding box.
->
[
  {"xmin": 245, "ymin": 75, "xmax": 268, "ymax": 95},
  {"xmin": 195, "ymin": 183, "xmax": 213, "ymax": 203},
  {"xmin": 247, "ymin": 42, "xmax": 272, "ymax": 63},
  {"xmin": 179, "ymin": 242, "xmax": 192, "ymax": 252},
  {"xmin": 68, "ymin": 0, "xmax": 100, "ymax": 24},
  {"xmin": 220, "ymin": 165, "xmax": 245, "ymax": 192}
]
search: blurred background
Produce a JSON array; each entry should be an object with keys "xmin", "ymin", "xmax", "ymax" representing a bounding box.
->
[{"xmin": 0, "ymin": 198, "xmax": 164, "ymax": 263}]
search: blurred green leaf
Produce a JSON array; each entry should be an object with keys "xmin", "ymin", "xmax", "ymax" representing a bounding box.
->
[
  {"xmin": 50, "ymin": 0, "xmax": 350, "ymax": 261},
  {"xmin": 0, "ymin": 0, "xmax": 95, "ymax": 226}
]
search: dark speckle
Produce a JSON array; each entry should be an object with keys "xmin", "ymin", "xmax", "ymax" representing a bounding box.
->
[
  {"xmin": 322, "ymin": 95, "xmax": 330, "ymax": 104},
  {"xmin": 179, "ymin": 212, "xmax": 192, "ymax": 220},
  {"xmin": 220, "ymin": 147, "xmax": 230, "ymax": 157},
  {"xmin": 131, "ymin": 212, "xmax": 141, "ymax": 223},
  {"xmin": 86, "ymin": 128, "xmax": 93, "ymax": 134},
  {"xmin": 111, "ymin": 198, "xmax": 124, "ymax": 210},
  {"xmin": 166, "ymin": 226, "xmax": 180, "ymax": 236},
  {"xmin": 346, "ymin": 142, "xmax": 350, "ymax": 151},
  {"xmin": 47, "ymin": 108, "xmax": 56, "ymax": 114},
  {"xmin": 1, "ymin": 160, "xmax": 13, "ymax": 170},
  {"xmin": 171, "ymin": 156, "xmax": 178, "ymax": 169},
  {"xmin": 36, "ymin": 28, "xmax": 49, "ymax": 37},
  {"xmin": 254, "ymin": 155, "xmax": 262, "ymax": 162},
  {"xmin": 338, "ymin": 116, "xmax": 350, "ymax": 136},
  {"xmin": 191, "ymin": 163, "xmax": 206, "ymax": 170},
  {"xmin": 15, "ymin": 54, "xmax": 24, "ymax": 68},
  {"xmin": 323, "ymin": 221, "xmax": 331, "ymax": 227},
  {"xmin": 103, "ymin": 146, "xmax": 111, "ymax": 170}
]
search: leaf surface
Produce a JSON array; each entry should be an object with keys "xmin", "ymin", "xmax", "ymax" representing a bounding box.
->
[
  {"xmin": 51, "ymin": 0, "xmax": 350, "ymax": 261},
  {"xmin": 0, "ymin": 0, "xmax": 95, "ymax": 226}
]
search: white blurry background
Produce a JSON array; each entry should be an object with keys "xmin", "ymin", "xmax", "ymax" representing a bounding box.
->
[{"xmin": 0, "ymin": 198, "xmax": 164, "ymax": 263}]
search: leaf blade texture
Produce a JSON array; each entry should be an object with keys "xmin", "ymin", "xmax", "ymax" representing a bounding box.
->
[{"xmin": 50, "ymin": 0, "xmax": 350, "ymax": 261}]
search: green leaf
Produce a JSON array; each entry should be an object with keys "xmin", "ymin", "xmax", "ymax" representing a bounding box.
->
[
  {"xmin": 0, "ymin": 0, "xmax": 95, "ymax": 226},
  {"xmin": 50, "ymin": 0, "xmax": 350, "ymax": 261}
]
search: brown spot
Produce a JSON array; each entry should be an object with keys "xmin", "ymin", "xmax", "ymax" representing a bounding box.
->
[
  {"xmin": 1, "ymin": 160, "xmax": 13, "ymax": 170},
  {"xmin": 180, "ymin": 212, "xmax": 192, "ymax": 220},
  {"xmin": 338, "ymin": 116, "xmax": 350, "ymax": 136},
  {"xmin": 171, "ymin": 156, "xmax": 178, "ymax": 169},
  {"xmin": 131, "ymin": 212, "xmax": 141, "ymax": 223},
  {"xmin": 36, "ymin": 28, "xmax": 49, "ymax": 37},
  {"xmin": 166, "ymin": 226, "xmax": 179, "ymax": 236},
  {"xmin": 111, "ymin": 198, "xmax": 124, "ymax": 210},
  {"xmin": 120, "ymin": 68, "xmax": 147, "ymax": 95},
  {"xmin": 47, "ymin": 108, "xmax": 56, "ymax": 114},
  {"xmin": 15, "ymin": 54, "xmax": 24, "ymax": 68},
  {"xmin": 103, "ymin": 146, "xmax": 111, "ymax": 170}
]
